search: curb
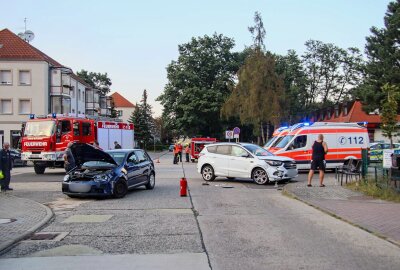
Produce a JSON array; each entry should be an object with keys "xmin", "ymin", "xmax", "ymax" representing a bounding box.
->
[
  {"xmin": 282, "ymin": 184, "xmax": 400, "ymax": 248},
  {"xmin": 0, "ymin": 195, "xmax": 54, "ymax": 253}
]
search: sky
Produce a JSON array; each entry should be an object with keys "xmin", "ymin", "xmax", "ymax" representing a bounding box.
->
[{"xmin": 0, "ymin": 0, "xmax": 392, "ymax": 116}]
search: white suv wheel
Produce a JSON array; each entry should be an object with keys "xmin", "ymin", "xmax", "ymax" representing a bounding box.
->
[
  {"xmin": 201, "ymin": 165, "xmax": 215, "ymax": 181},
  {"xmin": 252, "ymin": 168, "xmax": 269, "ymax": 185}
]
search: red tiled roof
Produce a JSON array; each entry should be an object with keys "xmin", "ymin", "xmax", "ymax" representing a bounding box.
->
[
  {"xmin": 312, "ymin": 100, "xmax": 400, "ymax": 123},
  {"xmin": 110, "ymin": 92, "xmax": 135, "ymax": 108},
  {"xmin": 0, "ymin": 28, "xmax": 62, "ymax": 66},
  {"xmin": 70, "ymin": 73, "xmax": 92, "ymax": 88}
]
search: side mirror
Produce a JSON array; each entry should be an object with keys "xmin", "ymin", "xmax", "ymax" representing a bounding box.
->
[
  {"xmin": 241, "ymin": 153, "xmax": 250, "ymax": 158},
  {"xmin": 126, "ymin": 162, "xmax": 135, "ymax": 168}
]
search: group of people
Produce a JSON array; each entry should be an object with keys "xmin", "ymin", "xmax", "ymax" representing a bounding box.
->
[{"xmin": 172, "ymin": 143, "xmax": 190, "ymax": 164}]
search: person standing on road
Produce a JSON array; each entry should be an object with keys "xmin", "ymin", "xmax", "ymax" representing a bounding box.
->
[
  {"xmin": 307, "ymin": 134, "xmax": 328, "ymax": 187},
  {"xmin": 0, "ymin": 142, "xmax": 13, "ymax": 191},
  {"xmin": 177, "ymin": 143, "xmax": 183, "ymax": 162},
  {"xmin": 173, "ymin": 143, "xmax": 179, "ymax": 164},
  {"xmin": 114, "ymin": 141, "xmax": 122, "ymax": 149},
  {"xmin": 185, "ymin": 144, "xmax": 190, "ymax": 162},
  {"xmin": 64, "ymin": 142, "xmax": 76, "ymax": 172}
]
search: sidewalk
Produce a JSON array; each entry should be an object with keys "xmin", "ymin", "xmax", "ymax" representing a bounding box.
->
[
  {"xmin": 284, "ymin": 175, "xmax": 400, "ymax": 246},
  {"xmin": 0, "ymin": 193, "xmax": 53, "ymax": 253}
]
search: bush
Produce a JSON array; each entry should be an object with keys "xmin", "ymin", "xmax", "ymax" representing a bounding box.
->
[{"xmin": 346, "ymin": 179, "xmax": 400, "ymax": 203}]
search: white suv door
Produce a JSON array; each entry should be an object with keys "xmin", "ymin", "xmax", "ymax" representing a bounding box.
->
[
  {"xmin": 228, "ymin": 145, "xmax": 254, "ymax": 178},
  {"xmin": 212, "ymin": 145, "xmax": 231, "ymax": 177}
]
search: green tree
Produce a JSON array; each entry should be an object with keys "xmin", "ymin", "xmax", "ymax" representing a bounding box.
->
[
  {"xmin": 361, "ymin": 0, "xmax": 400, "ymax": 112},
  {"xmin": 157, "ymin": 33, "xmax": 241, "ymax": 138},
  {"xmin": 275, "ymin": 50, "xmax": 308, "ymax": 123},
  {"xmin": 381, "ymin": 84, "xmax": 399, "ymax": 148},
  {"xmin": 129, "ymin": 90, "xmax": 154, "ymax": 148},
  {"xmin": 222, "ymin": 12, "xmax": 284, "ymax": 144},
  {"xmin": 77, "ymin": 70, "xmax": 112, "ymax": 96},
  {"xmin": 222, "ymin": 50, "xmax": 285, "ymax": 144},
  {"xmin": 302, "ymin": 40, "xmax": 364, "ymax": 107}
]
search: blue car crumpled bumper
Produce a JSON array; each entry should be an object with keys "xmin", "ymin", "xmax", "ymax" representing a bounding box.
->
[{"xmin": 62, "ymin": 180, "xmax": 113, "ymax": 197}]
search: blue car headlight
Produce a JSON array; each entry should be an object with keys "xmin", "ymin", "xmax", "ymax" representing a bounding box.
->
[
  {"xmin": 94, "ymin": 173, "xmax": 113, "ymax": 183},
  {"xmin": 266, "ymin": 160, "xmax": 283, "ymax": 166}
]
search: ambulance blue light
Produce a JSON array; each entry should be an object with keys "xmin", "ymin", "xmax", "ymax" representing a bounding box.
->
[
  {"xmin": 52, "ymin": 113, "xmax": 57, "ymax": 118},
  {"xmin": 29, "ymin": 114, "xmax": 35, "ymax": 119},
  {"xmin": 303, "ymin": 122, "xmax": 310, "ymax": 126}
]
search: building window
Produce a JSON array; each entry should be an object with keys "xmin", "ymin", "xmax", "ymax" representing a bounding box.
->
[
  {"xmin": 70, "ymin": 86, "xmax": 75, "ymax": 98},
  {"xmin": 19, "ymin": 70, "xmax": 31, "ymax": 85},
  {"xmin": 51, "ymin": 96, "xmax": 71, "ymax": 114},
  {"xmin": 19, "ymin": 99, "xmax": 31, "ymax": 114},
  {"xmin": 343, "ymin": 103, "xmax": 348, "ymax": 116},
  {"xmin": 0, "ymin": 99, "xmax": 12, "ymax": 114},
  {"xmin": 0, "ymin": 70, "xmax": 12, "ymax": 85},
  {"xmin": 118, "ymin": 110, "xmax": 123, "ymax": 117}
]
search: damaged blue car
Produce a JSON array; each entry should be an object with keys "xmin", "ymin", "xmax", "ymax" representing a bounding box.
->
[{"xmin": 62, "ymin": 143, "xmax": 155, "ymax": 198}]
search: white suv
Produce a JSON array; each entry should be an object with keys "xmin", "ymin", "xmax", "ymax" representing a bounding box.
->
[{"xmin": 197, "ymin": 143, "xmax": 298, "ymax": 185}]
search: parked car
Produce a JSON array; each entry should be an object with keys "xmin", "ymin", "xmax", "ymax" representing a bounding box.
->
[
  {"xmin": 62, "ymin": 143, "xmax": 155, "ymax": 198},
  {"xmin": 197, "ymin": 142, "xmax": 298, "ymax": 185},
  {"xmin": 369, "ymin": 142, "xmax": 400, "ymax": 162},
  {"xmin": 10, "ymin": 148, "xmax": 27, "ymax": 167},
  {"xmin": 168, "ymin": 145, "xmax": 174, "ymax": 152}
]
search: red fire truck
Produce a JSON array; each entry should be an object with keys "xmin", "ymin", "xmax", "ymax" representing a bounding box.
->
[
  {"xmin": 190, "ymin": 137, "xmax": 217, "ymax": 162},
  {"xmin": 21, "ymin": 115, "xmax": 134, "ymax": 174}
]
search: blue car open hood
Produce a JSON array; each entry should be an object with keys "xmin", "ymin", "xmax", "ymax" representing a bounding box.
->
[{"xmin": 70, "ymin": 143, "xmax": 117, "ymax": 168}]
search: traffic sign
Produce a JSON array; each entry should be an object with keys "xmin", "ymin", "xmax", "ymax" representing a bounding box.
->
[
  {"xmin": 233, "ymin": 127, "xmax": 240, "ymax": 134},
  {"xmin": 225, "ymin": 130, "xmax": 234, "ymax": 139}
]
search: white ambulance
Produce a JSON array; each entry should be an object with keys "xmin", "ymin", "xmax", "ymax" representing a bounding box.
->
[
  {"xmin": 269, "ymin": 122, "xmax": 369, "ymax": 170},
  {"xmin": 264, "ymin": 126, "xmax": 290, "ymax": 150}
]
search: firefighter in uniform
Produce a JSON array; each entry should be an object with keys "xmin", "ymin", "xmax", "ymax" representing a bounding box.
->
[
  {"xmin": 0, "ymin": 142, "xmax": 13, "ymax": 191},
  {"xmin": 173, "ymin": 144, "xmax": 179, "ymax": 164},
  {"xmin": 177, "ymin": 143, "xmax": 183, "ymax": 162},
  {"xmin": 185, "ymin": 144, "xmax": 190, "ymax": 162}
]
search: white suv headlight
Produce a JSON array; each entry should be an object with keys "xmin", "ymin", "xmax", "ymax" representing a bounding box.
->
[{"xmin": 266, "ymin": 160, "xmax": 283, "ymax": 166}]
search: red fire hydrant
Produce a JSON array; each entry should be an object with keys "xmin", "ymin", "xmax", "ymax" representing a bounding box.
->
[{"xmin": 180, "ymin": 177, "xmax": 187, "ymax": 197}]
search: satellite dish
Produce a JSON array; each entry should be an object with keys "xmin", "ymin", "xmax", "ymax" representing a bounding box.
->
[{"xmin": 24, "ymin": 30, "xmax": 35, "ymax": 42}]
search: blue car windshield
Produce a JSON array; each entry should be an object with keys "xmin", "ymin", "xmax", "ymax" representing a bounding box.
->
[{"xmin": 107, "ymin": 152, "xmax": 126, "ymax": 165}]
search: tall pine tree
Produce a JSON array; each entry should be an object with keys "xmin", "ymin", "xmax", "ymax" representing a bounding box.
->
[{"xmin": 128, "ymin": 90, "xmax": 154, "ymax": 148}]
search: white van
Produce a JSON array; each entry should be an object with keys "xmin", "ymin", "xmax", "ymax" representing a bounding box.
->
[{"xmin": 269, "ymin": 122, "xmax": 369, "ymax": 170}]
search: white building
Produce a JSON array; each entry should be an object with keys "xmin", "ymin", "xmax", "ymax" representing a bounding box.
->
[
  {"xmin": 110, "ymin": 92, "xmax": 135, "ymax": 123},
  {"xmin": 0, "ymin": 28, "xmax": 110, "ymax": 148}
]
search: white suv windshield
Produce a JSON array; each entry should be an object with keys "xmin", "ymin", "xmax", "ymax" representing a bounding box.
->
[{"xmin": 242, "ymin": 144, "xmax": 273, "ymax": 156}]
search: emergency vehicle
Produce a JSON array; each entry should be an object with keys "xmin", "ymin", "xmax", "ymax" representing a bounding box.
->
[
  {"xmin": 190, "ymin": 137, "xmax": 217, "ymax": 162},
  {"xmin": 264, "ymin": 126, "xmax": 290, "ymax": 150},
  {"xmin": 21, "ymin": 114, "xmax": 134, "ymax": 174},
  {"xmin": 269, "ymin": 122, "xmax": 369, "ymax": 170}
]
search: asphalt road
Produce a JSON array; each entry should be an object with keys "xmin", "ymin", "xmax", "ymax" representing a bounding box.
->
[{"xmin": 1, "ymin": 152, "xmax": 400, "ymax": 270}]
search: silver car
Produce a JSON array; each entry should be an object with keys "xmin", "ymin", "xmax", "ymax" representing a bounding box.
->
[{"xmin": 197, "ymin": 143, "xmax": 298, "ymax": 185}]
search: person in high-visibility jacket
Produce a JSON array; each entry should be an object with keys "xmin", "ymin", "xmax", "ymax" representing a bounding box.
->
[
  {"xmin": 177, "ymin": 143, "xmax": 183, "ymax": 162},
  {"xmin": 173, "ymin": 144, "xmax": 179, "ymax": 164},
  {"xmin": 185, "ymin": 144, "xmax": 190, "ymax": 162}
]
